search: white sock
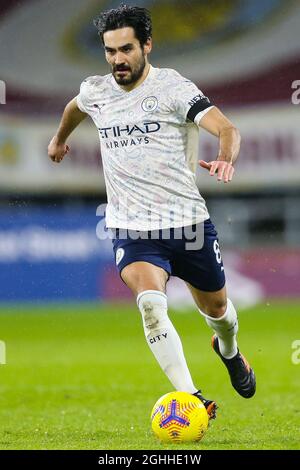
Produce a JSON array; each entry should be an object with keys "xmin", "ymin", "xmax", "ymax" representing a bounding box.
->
[
  {"xmin": 199, "ymin": 298, "xmax": 238, "ymax": 359},
  {"xmin": 137, "ymin": 290, "xmax": 197, "ymax": 394}
]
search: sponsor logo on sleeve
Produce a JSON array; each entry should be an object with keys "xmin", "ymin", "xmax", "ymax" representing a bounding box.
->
[{"xmin": 188, "ymin": 94, "xmax": 210, "ymax": 107}]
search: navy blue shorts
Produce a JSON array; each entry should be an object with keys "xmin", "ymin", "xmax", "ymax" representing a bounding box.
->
[{"xmin": 111, "ymin": 218, "xmax": 225, "ymax": 292}]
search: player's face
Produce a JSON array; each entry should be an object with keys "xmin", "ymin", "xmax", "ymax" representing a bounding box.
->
[{"xmin": 103, "ymin": 27, "xmax": 151, "ymax": 86}]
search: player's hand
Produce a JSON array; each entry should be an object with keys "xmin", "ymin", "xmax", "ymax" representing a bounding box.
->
[
  {"xmin": 199, "ymin": 160, "xmax": 235, "ymax": 183},
  {"xmin": 48, "ymin": 136, "xmax": 70, "ymax": 163}
]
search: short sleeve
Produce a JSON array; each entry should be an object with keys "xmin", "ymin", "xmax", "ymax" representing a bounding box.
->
[
  {"xmin": 76, "ymin": 79, "xmax": 90, "ymax": 114},
  {"xmin": 171, "ymin": 71, "xmax": 214, "ymax": 125}
]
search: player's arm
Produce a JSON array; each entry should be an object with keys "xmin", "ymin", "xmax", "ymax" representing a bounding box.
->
[
  {"xmin": 198, "ymin": 107, "xmax": 241, "ymax": 183},
  {"xmin": 48, "ymin": 97, "xmax": 87, "ymax": 163}
]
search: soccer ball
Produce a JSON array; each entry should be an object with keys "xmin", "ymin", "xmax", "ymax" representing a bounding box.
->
[{"xmin": 150, "ymin": 391, "xmax": 208, "ymax": 443}]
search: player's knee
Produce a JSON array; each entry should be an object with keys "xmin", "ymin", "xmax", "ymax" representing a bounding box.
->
[
  {"xmin": 121, "ymin": 265, "xmax": 166, "ymax": 297},
  {"xmin": 202, "ymin": 299, "xmax": 227, "ymax": 318},
  {"xmin": 137, "ymin": 290, "xmax": 168, "ymax": 332}
]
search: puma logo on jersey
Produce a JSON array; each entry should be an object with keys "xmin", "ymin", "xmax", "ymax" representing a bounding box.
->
[{"xmin": 93, "ymin": 103, "xmax": 105, "ymax": 114}]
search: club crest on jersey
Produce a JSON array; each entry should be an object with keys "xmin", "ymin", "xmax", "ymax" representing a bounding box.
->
[
  {"xmin": 142, "ymin": 96, "xmax": 158, "ymax": 112},
  {"xmin": 116, "ymin": 248, "xmax": 125, "ymax": 265}
]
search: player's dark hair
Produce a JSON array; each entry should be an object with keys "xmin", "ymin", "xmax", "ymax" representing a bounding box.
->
[{"xmin": 93, "ymin": 3, "xmax": 152, "ymax": 48}]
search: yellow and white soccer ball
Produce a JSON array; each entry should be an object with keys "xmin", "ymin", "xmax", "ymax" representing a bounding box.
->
[{"xmin": 151, "ymin": 391, "xmax": 208, "ymax": 443}]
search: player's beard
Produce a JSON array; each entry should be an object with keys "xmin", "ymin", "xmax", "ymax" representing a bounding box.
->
[{"xmin": 113, "ymin": 54, "xmax": 146, "ymax": 86}]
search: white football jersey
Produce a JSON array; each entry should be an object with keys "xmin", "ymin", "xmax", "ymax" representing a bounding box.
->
[{"xmin": 76, "ymin": 65, "xmax": 213, "ymax": 230}]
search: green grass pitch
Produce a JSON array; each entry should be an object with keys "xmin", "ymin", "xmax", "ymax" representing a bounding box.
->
[{"xmin": 0, "ymin": 300, "xmax": 299, "ymax": 450}]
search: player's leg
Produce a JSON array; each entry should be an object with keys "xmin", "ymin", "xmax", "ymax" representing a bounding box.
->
[
  {"xmin": 120, "ymin": 260, "xmax": 167, "ymax": 296},
  {"xmin": 171, "ymin": 218, "xmax": 255, "ymax": 398},
  {"xmin": 187, "ymin": 282, "xmax": 256, "ymax": 398},
  {"xmin": 171, "ymin": 219, "xmax": 238, "ymax": 359},
  {"xmin": 186, "ymin": 283, "xmax": 238, "ymax": 358},
  {"xmin": 121, "ymin": 261, "xmax": 199, "ymax": 394}
]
